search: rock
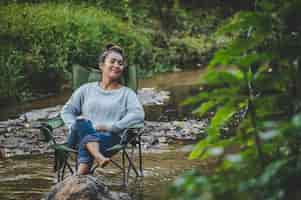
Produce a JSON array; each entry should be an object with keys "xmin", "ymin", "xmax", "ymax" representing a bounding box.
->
[
  {"xmin": 48, "ymin": 112, "xmax": 60, "ymax": 119},
  {"xmin": 158, "ymin": 137, "xmax": 167, "ymax": 143},
  {"xmin": 44, "ymin": 175, "xmax": 131, "ymax": 200},
  {"xmin": 0, "ymin": 128, "xmax": 6, "ymax": 134},
  {"xmin": 0, "ymin": 147, "xmax": 5, "ymax": 159},
  {"xmin": 0, "ymin": 102, "xmax": 211, "ymax": 157},
  {"xmin": 20, "ymin": 110, "xmax": 49, "ymax": 122},
  {"xmin": 138, "ymin": 88, "xmax": 170, "ymax": 105},
  {"xmin": 141, "ymin": 135, "xmax": 159, "ymax": 145}
]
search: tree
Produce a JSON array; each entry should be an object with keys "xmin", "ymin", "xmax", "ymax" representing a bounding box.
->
[{"xmin": 171, "ymin": 1, "xmax": 301, "ymax": 199}]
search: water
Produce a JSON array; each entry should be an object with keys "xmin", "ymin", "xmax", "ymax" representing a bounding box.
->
[
  {"xmin": 0, "ymin": 69, "xmax": 206, "ymax": 199},
  {"xmin": 0, "ymin": 69, "xmax": 205, "ymax": 121},
  {"xmin": 0, "ymin": 146, "xmax": 203, "ymax": 200}
]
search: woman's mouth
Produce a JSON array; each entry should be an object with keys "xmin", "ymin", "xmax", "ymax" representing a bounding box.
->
[{"xmin": 111, "ymin": 68, "xmax": 121, "ymax": 74}]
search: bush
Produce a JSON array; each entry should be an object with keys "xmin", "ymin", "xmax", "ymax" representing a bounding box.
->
[
  {"xmin": 0, "ymin": 49, "xmax": 25, "ymax": 103},
  {"xmin": 169, "ymin": 35, "xmax": 215, "ymax": 67},
  {"xmin": 0, "ymin": 3, "xmax": 152, "ymax": 99}
]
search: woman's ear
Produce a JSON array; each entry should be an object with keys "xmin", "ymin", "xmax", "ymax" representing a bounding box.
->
[{"xmin": 98, "ymin": 63, "xmax": 103, "ymax": 71}]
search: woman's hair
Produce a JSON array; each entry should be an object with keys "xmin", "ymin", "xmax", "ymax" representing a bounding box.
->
[{"xmin": 98, "ymin": 43, "xmax": 124, "ymax": 64}]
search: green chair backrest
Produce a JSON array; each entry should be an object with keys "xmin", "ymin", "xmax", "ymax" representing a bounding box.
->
[{"xmin": 72, "ymin": 64, "xmax": 138, "ymax": 92}]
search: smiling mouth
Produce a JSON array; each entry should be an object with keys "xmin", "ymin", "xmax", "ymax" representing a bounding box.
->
[{"xmin": 111, "ymin": 69, "xmax": 121, "ymax": 73}]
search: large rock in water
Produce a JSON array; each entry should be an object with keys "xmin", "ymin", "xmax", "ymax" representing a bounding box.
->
[{"xmin": 44, "ymin": 175, "xmax": 131, "ymax": 200}]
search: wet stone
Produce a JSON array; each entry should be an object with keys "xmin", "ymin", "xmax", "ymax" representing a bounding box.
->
[
  {"xmin": 0, "ymin": 128, "xmax": 6, "ymax": 134},
  {"xmin": 44, "ymin": 175, "xmax": 131, "ymax": 200},
  {"xmin": 31, "ymin": 149, "xmax": 41, "ymax": 155},
  {"xmin": 158, "ymin": 137, "xmax": 167, "ymax": 143},
  {"xmin": 48, "ymin": 112, "xmax": 60, "ymax": 119},
  {"xmin": 138, "ymin": 88, "xmax": 170, "ymax": 105}
]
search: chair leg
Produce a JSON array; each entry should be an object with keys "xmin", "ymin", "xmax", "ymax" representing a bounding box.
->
[
  {"xmin": 110, "ymin": 159, "xmax": 123, "ymax": 170},
  {"xmin": 126, "ymin": 148, "xmax": 133, "ymax": 179},
  {"xmin": 57, "ymin": 170, "xmax": 61, "ymax": 183},
  {"xmin": 124, "ymin": 151, "xmax": 139, "ymax": 177},
  {"xmin": 126, "ymin": 146, "xmax": 135, "ymax": 178},
  {"xmin": 122, "ymin": 150, "xmax": 127, "ymax": 186},
  {"xmin": 138, "ymin": 135, "xmax": 143, "ymax": 177},
  {"xmin": 61, "ymin": 161, "xmax": 67, "ymax": 180},
  {"xmin": 66, "ymin": 161, "xmax": 74, "ymax": 175}
]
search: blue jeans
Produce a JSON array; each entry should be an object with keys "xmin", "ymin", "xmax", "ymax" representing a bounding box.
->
[
  {"xmin": 67, "ymin": 118, "xmax": 121, "ymax": 169},
  {"xmin": 67, "ymin": 118, "xmax": 96, "ymax": 149}
]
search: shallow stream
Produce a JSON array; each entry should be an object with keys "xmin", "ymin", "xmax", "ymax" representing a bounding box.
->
[
  {"xmin": 0, "ymin": 145, "xmax": 208, "ymax": 200},
  {"xmin": 0, "ymin": 69, "xmax": 206, "ymax": 200}
]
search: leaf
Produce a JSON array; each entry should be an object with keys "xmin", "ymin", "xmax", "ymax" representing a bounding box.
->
[
  {"xmin": 202, "ymin": 70, "xmax": 243, "ymax": 86},
  {"xmin": 225, "ymin": 154, "xmax": 243, "ymax": 163},
  {"xmin": 259, "ymin": 130, "xmax": 281, "ymax": 141},
  {"xmin": 257, "ymin": 160, "xmax": 287, "ymax": 187},
  {"xmin": 189, "ymin": 140, "xmax": 208, "ymax": 160},
  {"xmin": 192, "ymin": 101, "xmax": 218, "ymax": 117},
  {"xmin": 181, "ymin": 92, "xmax": 210, "ymax": 106},
  {"xmin": 209, "ymin": 103, "xmax": 237, "ymax": 136}
]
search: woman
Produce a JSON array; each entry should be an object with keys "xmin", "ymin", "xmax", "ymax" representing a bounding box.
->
[{"xmin": 60, "ymin": 44, "xmax": 145, "ymax": 175}]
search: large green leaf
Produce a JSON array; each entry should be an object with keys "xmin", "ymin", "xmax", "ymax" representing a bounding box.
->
[
  {"xmin": 208, "ymin": 103, "xmax": 238, "ymax": 137},
  {"xmin": 189, "ymin": 139, "xmax": 209, "ymax": 160},
  {"xmin": 202, "ymin": 70, "xmax": 243, "ymax": 86},
  {"xmin": 192, "ymin": 101, "xmax": 218, "ymax": 117}
]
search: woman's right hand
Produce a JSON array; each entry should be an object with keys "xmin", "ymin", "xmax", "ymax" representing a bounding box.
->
[{"xmin": 95, "ymin": 124, "xmax": 108, "ymax": 132}]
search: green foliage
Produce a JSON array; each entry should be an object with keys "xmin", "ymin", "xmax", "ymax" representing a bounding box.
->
[
  {"xmin": 173, "ymin": 0, "xmax": 301, "ymax": 199},
  {"xmin": 0, "ymin": 1, "xmax": 227, "ymax": 101},
  {"xmin": 0, "ymin": 49, "xmax": 26, "ymax": 102},
  {"xmin": 169, "ymin": 35, "xmax": 215, "ymax": 66},
  {"xmin": 0, "ymin": 3, "xmax": 152, "ymax": 100}
]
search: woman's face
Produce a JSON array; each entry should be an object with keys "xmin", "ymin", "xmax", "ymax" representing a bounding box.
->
[{"xmin": 100, "ymin": 51, "xmax": 124, "ymax": 81}]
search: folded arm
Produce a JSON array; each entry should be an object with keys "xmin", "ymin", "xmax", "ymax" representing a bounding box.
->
[{"xmin": 107, "ymin": 90, "xmax": 145, "ymax": 133}]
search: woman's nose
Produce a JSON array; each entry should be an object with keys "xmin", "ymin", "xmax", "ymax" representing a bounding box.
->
[{"xmin": 113, "ymin": 62, "xmax": 123, "ymax": 69}]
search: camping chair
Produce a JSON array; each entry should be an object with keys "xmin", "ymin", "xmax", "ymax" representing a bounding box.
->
[{"xmin": 39, "ymin": 64, "xmax": 144, "ymax": 186}]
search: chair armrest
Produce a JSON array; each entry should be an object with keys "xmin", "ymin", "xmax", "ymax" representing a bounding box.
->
[
  {"xmin": 49, "ymin": 143, "xmax": 78, "ymax": 154},
  {"xmin": 45, "ymin": 116, "xmax": 65, "ymax": 129},
  {"xmin": 128, "ymin": 122, "xmax": 144, "ymax": 129}
]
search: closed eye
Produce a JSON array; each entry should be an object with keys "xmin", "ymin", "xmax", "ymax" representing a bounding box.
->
[{"xmin": 110, "ymin": 59, "xmax": 123, "ymax": 66}]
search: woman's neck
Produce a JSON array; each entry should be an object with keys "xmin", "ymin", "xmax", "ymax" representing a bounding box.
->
[{"xmin": 100, "ymin": 78, "xmax": 121, "ymax": 90}]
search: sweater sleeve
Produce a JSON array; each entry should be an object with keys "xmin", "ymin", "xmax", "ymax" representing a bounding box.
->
[
  {"xmin": 60, "ymin": 85, "xmax": 86, "ymax": 129},
  {"xmin": 108, "ymin": 89, "xmax": 145, "ymax": 133}
]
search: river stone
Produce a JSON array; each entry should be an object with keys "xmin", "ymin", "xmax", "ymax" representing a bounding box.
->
[
  {"xmin": 20, "ymin": 109, "xmax": 50, "ymax": 122},
  {"xmin": 138, "ymin": 88, "xmax": 170, "ymax": 105},
  {"xmin": 44, "ymin": 175, "xmax": 131, "ymax": 200}
]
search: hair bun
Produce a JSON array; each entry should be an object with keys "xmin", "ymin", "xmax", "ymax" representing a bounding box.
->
[
  {"xmin": 99, "ymin": 43, "xmax": 125, "ymax": 64},
  {"xmin": 105, "ymin": 43, "xmax": 123, "ymax": 56},
  {"xmin": 105, "ymin": 43, "xmax": 115, "ymax": 50}
]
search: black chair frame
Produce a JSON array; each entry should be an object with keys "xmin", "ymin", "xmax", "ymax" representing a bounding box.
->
[{"xmin": 39, "ymin": 121, "xmax": 144, "ymax": 186}]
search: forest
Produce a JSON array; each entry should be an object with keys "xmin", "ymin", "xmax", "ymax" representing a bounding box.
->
[{"xmin": 0, "ymin": 0, "xmax": 301, "ymax": 200}]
